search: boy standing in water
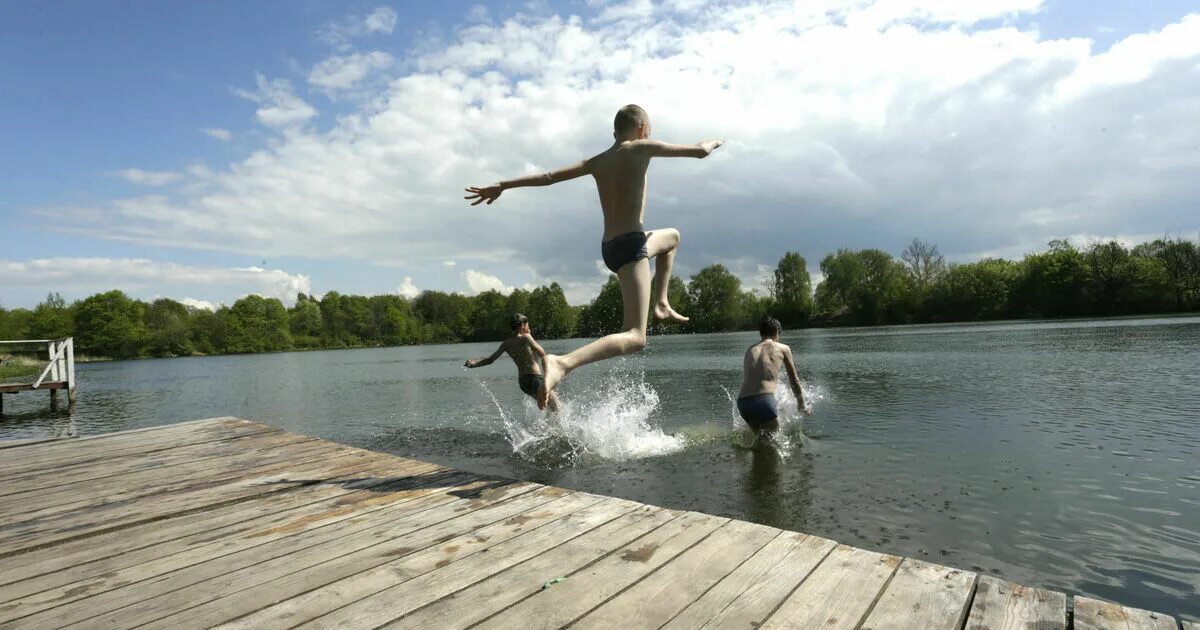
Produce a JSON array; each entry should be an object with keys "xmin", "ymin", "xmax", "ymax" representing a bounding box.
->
[
  {"xmin": 738, "ymin": 316, "xmax": 807, "ymax": 436},
  {"xmin": 464, "ymin": 313, "xmax": 560, "ymax": 412},
  {"xmin": 465, "ymin": 104, "xmax": 723, "ymax": 409}
]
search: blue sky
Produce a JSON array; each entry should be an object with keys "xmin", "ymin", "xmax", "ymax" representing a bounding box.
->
[{"xmin": 2, "ymin": 0, "xmax": 1198, "ymax": 309}]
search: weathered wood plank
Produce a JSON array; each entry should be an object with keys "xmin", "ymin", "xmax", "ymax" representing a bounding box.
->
[
  {"xmin": 571, "ymin": 518, "xmax": 778, "ymax": 630},
  {"xmin": 139, "ymin": 484, "xmax": 579, "ymax": 630},
  {"xmin": 0, "ymin": 418, "xmax": 264, "ymax": 477},
  {"xmin": 0, "ymin": 458, "xmax": 448, "ymax": 588},
  {"xmin": 0, "ymin": 431, "xmax": 318, "ymax": 516},
  {"xmin": 473, "ymin": 510, "xmax": 729, "ymax": 630},
  {"xmin": 0, "ymin": 446, "xmax": 382, "ymax": 556},
  {"xmin": 0, "ymin": 436, "xmax": 337, "ymax": 527},
  {"xmin": 0, "ymin": 435, "xmax": 74, "ymax": 449},
  {"xmin": 1179, "ymin": 619, "xmax": 1199, "ymax": 630},
  {"xmin": 760, "ymin": 544, "xmax": 901, "ymax": 630},
  {"xmin": 661, "ymin": 532, "xmax": 837, "ymax": 630},
  {"xmin": 24, "ymin": 483, "xmax": 554, "ymax": 629},
  {"xmin": 0, "ymin": 426, "xmax": 295, "ymax": 497},
  {"xmin": 0, "ymin": 461, "xmax": 451, "ymax": 608},
  {"xmin": 963, "ymin": 576, "xmax": 1066, "ymax": 630},
  {"xmin": 273, "ymin": 494, "xmax": 628, "ymax": 629},
  {"xmin": 360, "ymin": 506, "xmax": 676, "ymax": 630},
  {"xmin": 1073, "ymin": 596, "xmax": 1177, "ymax": 630},
  {"xmin": 859, "ymin": 558, "xmax": 976, "ymax": 630}
]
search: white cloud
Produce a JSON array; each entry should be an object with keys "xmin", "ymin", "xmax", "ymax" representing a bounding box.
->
[
  {"xmin": 443, "ymin": 260, "xmax": 457, "ymax": 267},
  {"xmin": 397, "ymin": 276, "xmax": 420, "ymax": 298},
  {"xmin": 463, "ymin": 269, "xmax": 514, "ymax": 295},
  {"xmin": 201, "ymin": 127, "xmax": 232, "ymax": 141},
  {"xmin": 31, "ymin": 1, "xmax": 1200, "ymax": 302},
  {"xmin": 179, "ymin": 297, "xmax": 217, "ymax": 311},
  {"xmin": 235, "ymin": 74, "xmax": 316, "ymax": 128},
  {"xmin": 308, "ymin": 51, "xmax": 394, "ymax": 91},
  {"xmin": 0, "ymin": 258, "xmax": 311, "ymax": 306},
  {"xmin": 319, "ymin": 7, "xmax": 398, "ymax": 51},
  {"xmin": 112, "ymin": 169, "xmax": 183, "ymax": 186}
]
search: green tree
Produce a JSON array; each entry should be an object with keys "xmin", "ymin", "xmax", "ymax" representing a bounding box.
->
[
  {"xmin": 930, "ymin": 259, "xmax": 1020, "ymax": 321},
  {"xmin": 578, "ymin": 276, "xmax": 622, "ymax": 337},
  {"xmin": 223, "ymin": 295, "xmax": 293, "ymax": 353},
  {"xmin": 189, "ymin": 307, "xmax": 227, "ymax": 355},
  {"xmin": 288, "ymin": 296, "xmax": 324, "ymax": 348},
  {"xmin": 74, "ymin": 290, "xmax": 148, "ymax": 358},
  {"xmin": 369, "ymin": 294, "xmax": 421, "ymax": 345},
  {"xmin": 768, "ymin": 252, "xmax": 813, "ymax": 327},
  {"xmin": 467, "ymin": 290, "xmax": 511, "ymax": 342},
  {"xmin": 28, "ymin": 292, "xmax": 74, "ymax": 339},
  {"xmin": 1015, "ymin": 240, "xmax": 1087, "ymax": 317},
  {"xmin": 528, "ymin": 283, "xmax": 575, "ymax": 339},
  {"xmin": 687, "ymin": 265, "xmax": 745, "ymax": 333},
  {"xmin": 0, "ymin": 306, "xmax": 33, "ymax": 340},
  {"xmin": 414, "ymin": 291, "xmax": 474, "ymax": 342},
  {"xmin": 816, "ymin": 249, "xmax": 915, "ymax": 325},
  {"xmin": 145, "ymin": 298, "xmax": 193, "ymax": 357}
]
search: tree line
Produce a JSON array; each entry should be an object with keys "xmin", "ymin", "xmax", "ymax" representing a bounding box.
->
[{"xmin": 0, "ymin": 236, "xmax": 1196, "ymax": 360}]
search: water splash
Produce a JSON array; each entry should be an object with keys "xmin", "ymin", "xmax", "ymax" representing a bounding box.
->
[
  {"xmin": 474, "ymin": 364, "xmax": 684, "ymax": 466},
  {"xmin": 722, "ymin": 380, "xmax": 826, "ymax": 453}
]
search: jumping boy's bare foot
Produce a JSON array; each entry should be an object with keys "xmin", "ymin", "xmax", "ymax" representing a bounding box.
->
[
  {"xmin": 538, "ymin": 355, "xmax": 568, "ymax": 410},
  {"xmin": 653, "ymin": 303, "xmax": 690, "ymax": 324}
]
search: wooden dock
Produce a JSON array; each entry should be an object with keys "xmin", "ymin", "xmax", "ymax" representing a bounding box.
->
[
  {"xmin": 0, "ymin": 338, "xmax": 76, "ymax": 415},
  {"xmin": 0, "ymin": 418, "xmax": 1190, "ymax": 629}
]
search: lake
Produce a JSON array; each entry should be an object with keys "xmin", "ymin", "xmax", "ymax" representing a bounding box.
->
[{"xmin": 2, "ymin": 316, "xmax": 1198, "ymax": 617}]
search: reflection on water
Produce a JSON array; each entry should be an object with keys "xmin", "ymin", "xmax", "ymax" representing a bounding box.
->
[{"xmin": 1, "ymin": 316, "xmax": 1198, "ymax": 616}]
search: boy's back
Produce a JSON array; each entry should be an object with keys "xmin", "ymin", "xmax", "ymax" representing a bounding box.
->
[
  {"xmin": 740, "ymin": 339, "xmax": 792, "ymax": 399},
  {"xmin": 588, "ymin": 142, "xmax": 651, "ymax": 239}
]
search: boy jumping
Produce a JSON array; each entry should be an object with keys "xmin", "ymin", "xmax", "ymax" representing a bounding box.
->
[
  {"xmin": 464, "ymin": 313, "xmax": 560, "ymax": 412},
  {"xmin": 465, "ymin": 104, "xmax": 722, "ymax": 409},
  {"xmin": 737, "ymin": 316, "xmax": 807, "ymax": 436}
]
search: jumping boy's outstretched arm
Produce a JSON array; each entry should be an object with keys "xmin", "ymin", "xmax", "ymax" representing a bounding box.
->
[
  {"xmin": 465, "ymin": 341, "xmax": 507, "ymax": 368},
  {"xmin": 638, "ymin": 139, "xmax": 724, "ymax": 158},
  {"xmin": 782, "ymin": 345, "xmax": 807, "ymax": 413},
  {"xmin": 464, "ymin": 161, "xmax": 591, "ymax": 206}
]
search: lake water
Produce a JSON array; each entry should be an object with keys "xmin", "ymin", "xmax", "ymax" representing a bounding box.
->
[{"xmin": 2, "ymin": 316, "xmax": 1198, "ymax": 617}]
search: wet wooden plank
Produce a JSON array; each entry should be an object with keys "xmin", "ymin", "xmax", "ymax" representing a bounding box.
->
[
  {"xmin": 662, "ymin": 532, "xmax": 837, "ymax": 630},
  {"xmin": 1073, "ymin": 596, "xmax": 1177, "ymax": 630},
  {"xmin": 279, "ymin": 494, "xmax": 629, "ymax": 629},
  {"xmin": 473, "ymin": 511, "xmax": 728, "ymax": 630},
  {"xmin": 859, "ymin": 558, "xmax": 976, "ymax": 630},
  {"xmin": 32, "ymin": 483, "xmax": 554, "ymax": 630},
  {"xmin": 760, "ymin": 544, "xmax": 901, "ymax": 630},
  {"xmin": 963, "ymin": 576, "xmax": 1066, "ymax": 630},
  {"xmin": 0, "ymin": 461, "xmax": 452, "ymax": 609},
  {"xmin": 572, "ymin": 519, "xmax": 778, "ymax": 629},
  {"xmin": 375, "ymin": 505, "xmax": 675, "ymax": 630}
]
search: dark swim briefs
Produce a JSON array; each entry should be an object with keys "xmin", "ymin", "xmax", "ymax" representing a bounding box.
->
[
  {"xmin": 518, "ymin": 374, "xmax": 544, "ymax": 399},
  {"xmin": 737, "ymin": 393, "xmax": 779, "ymax": 428},
  {"xmin": 601, "ymin": 231, "xmax": 649, "ymax": 273}
]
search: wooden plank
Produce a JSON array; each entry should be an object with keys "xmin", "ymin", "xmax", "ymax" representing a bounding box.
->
[
  {"xmin": 1179, "ymin": 619, "xmax": 1199, "ymax": 630},
  {"xmin": 0, "ymin": 445, "xmax": 384, "ymax": 556},
  {"xmin": 0, "ymin": 381, "xmax": 67, "ymax": 394},
  {"xmin": 661, "ymin": 532, "xmax": 837, "ymax": 630},
  {"xmin": 473, "ymin": 510, "xmax": 729, "ymax": 630},
  {"xmin": 963, "ymin": 576, "xmax": 1066, "ymax": 630},
  {"xmin": 0, "ymin": 458, "xmax": 450, "ymax": 588},
  {"xmin": 572, "ymin": 518, "xmax": 779, "ymax": 630},
  {"xmin": 0, "ymin": 429, "xmax": 312, "ymax": 512},
  {"xmin": 0, "ymin": 435, "xmax": 334, "ymax": 525},
  {"xmin": 0, "ymin": 436, "xmax": 74, "ymax": 449},
  {"xmin": 0, "ymin": 426, "xmax": 295, "ymax": 497},
  {"xmin": 0, "ymin": 467, "xmax": 477, "ymax": 623},
  {"xmin": 231, "ymin": 493, "xmax": 628, "ymax": 629},
  {"xmin": 760, "ymin": 544, "xmax": 901, "ymax": 630},
  {"xmin": 19, "ymin": 482, "xmax": 555, "ymax": 629},
  {"xmin": 0, "ymin": 461, "xmax": 452, "ymax": 607},
  {"xmin": 0, "ymin": 417, "xmax": 239, "ymax": 466},
  {"xmin": 0, "ymin": 418, "xmax": 264, "ymax": 477},
  {"xmin": 1073, "ymin": 596, "xmax": 1177, "ymax": 630},
  {"xmin": 321, "ymin": 506, "xmax": 675, "ymax": 630},
  {"xmin": 858, "ymin": 558, "xmax": 976, "ymax": 630}
]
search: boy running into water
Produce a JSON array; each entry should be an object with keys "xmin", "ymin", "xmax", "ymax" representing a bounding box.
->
[
  {"xmin": 465, "ymin": 104, "xmax": 723, "ymax": 409},
  {"xmin": 464, "ymin": 313, "xmax": 560, "ymax": 412},
  {"xmin": 738, "ymin": 316, "xmax": 807, "ymax": 436}
]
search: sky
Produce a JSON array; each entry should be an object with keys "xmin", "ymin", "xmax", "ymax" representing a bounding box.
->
[{"xmin": 2, "ymin": 0, "xmax": 1198, "ymax": 309}]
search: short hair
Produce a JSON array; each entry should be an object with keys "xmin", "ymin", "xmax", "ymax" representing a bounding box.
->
[
  {"xmin": 759, "ymin": 316, "xmax": 782, "ymax": 338},
  {"xmin": 614, "ymin": 104, "xmax": 648, "ymax": 135},
  {"xmin": 510, "ymin": 313, "xmax": 529, "ymax": 331}
]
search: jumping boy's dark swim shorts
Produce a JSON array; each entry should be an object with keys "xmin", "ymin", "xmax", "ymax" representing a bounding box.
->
[
  {"xmin": 601, "ymin": 231, "xmax": 649, "ymax": 273},
  {"xmin": 518, "ymin": 374, "xmax": 543, "ymax": 399}
]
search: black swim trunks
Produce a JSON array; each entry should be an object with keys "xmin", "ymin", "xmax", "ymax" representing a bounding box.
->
[
  {"xmin": 601, "ymin": 231, "xmax": 649, "ymax": 273},
  {"xmin": 736, "ymin": 393, "xmax": 779, "ymax": 429},
  {"xmin": 518, "ymin": 374, "xmax": 543, "ymax": 399}
]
